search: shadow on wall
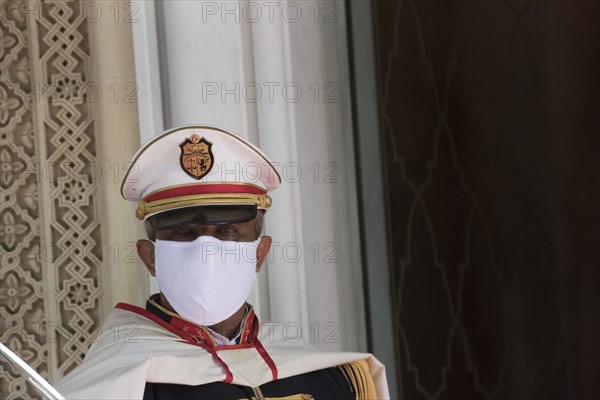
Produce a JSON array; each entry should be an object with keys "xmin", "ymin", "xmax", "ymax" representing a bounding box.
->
[{"xmin": 371, "ymin": 1, "xmax": 599, "ymax": 399}]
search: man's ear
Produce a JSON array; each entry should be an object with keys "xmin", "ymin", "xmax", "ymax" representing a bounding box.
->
[
  {"xmin": 137, "ymin": 239, "xmax": 156, "ymax": 276},
  {"xmin": 256, "ymin": 236, "xmax": 272, "ymax": 273}
]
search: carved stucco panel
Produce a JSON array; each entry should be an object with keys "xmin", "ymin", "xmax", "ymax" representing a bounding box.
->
[{"xmin": 1, "ymin": 1, "xmax": 103, "ymax": 398}]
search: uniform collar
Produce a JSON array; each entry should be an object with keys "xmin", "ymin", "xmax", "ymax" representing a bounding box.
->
[{"xmin": 145, "ymin": 294, "xmax": 256, "ymax": 347}]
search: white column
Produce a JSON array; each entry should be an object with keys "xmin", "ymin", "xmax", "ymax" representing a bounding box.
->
[
  {"xmin": 131, "ymin": 0, "xmax": 165, "ymax": 143},
  {"xmin": 131, "ymin": 0, "xmax": 165, "ymax": 294},
  {"xmin": 158, "ymin": 1, "xmax": 257, "ymax": 137},
  {"xmin": 251, "ymin": 1, "xmax": 367, "ymax": 351}
]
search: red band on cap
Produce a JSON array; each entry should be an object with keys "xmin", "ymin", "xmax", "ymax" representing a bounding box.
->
[{"xmin": 145, "ymin": 184, "xmax": 266, "ymax": 202}]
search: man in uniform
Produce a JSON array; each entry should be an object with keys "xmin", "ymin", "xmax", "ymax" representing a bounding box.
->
[{"xmin": 56, "ymin": 125, "xmax": 388, "ymax": 399}]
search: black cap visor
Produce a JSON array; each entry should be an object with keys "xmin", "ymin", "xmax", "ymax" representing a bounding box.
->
[{"xmin": 148, "ymin": 205, "xmax": 258, "ymax": 229}]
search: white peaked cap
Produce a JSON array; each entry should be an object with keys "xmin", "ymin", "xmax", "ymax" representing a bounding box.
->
[{"xmin": 121, "ymin": 125, "xmax": 281, "ymax": 220}]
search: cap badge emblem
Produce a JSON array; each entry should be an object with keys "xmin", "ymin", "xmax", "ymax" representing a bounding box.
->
[{"xmin": 179, "ymin": 134, "xmax": 214, "ymax": 179}]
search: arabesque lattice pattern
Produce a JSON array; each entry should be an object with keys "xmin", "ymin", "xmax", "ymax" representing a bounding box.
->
[{"xmin": 0, "ymin": 1, "xmax": 103, "ymax": 397}]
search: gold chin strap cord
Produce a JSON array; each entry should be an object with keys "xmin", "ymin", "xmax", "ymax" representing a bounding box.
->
[
  {"xmin": 337, "ymin": 359, "xmax": 378, "ymax": 400},
  {"xmin": 136, "ymin": 193, "xmax": 272, "ymax": 220}
]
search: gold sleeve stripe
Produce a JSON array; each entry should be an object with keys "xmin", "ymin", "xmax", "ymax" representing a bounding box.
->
[{"xmin": 338, "ymin": 360, "xmax": 378, "ymax": 400}]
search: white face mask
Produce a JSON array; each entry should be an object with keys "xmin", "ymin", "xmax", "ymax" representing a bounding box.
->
[{"xmin": 154, "ymin": 236, "xmax": 260, "ymax": 326}]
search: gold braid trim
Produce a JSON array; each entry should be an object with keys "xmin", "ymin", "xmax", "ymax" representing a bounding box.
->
[
  {"xmin": 338, "ymin": 360, "xmax": 378, "ymax": 400},
  {"xmin": 136, "ymin": 193, "xmax": 272, "ymax": 219}
]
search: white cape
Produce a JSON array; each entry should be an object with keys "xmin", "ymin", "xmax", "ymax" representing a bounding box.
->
[{"xmin": 56, "ymin": 307, "xmax": 389, "ymax": 399}]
